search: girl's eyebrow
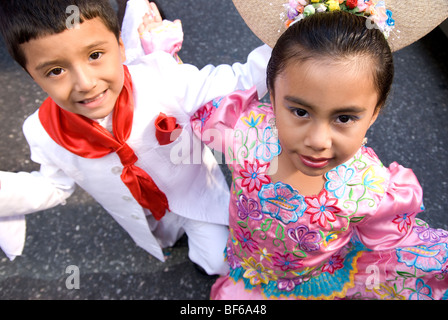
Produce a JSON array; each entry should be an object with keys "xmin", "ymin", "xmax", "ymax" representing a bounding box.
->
[{"xmin": 284, "ymin": 95, "xmax": 366, "ymax": 114}]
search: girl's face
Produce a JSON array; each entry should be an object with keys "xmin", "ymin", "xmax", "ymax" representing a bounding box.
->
[{"xmin": 271, "ymin": 57, "xmax": 379, "ymax": 178}]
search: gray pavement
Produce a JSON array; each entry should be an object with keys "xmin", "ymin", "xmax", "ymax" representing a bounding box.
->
[{"xmin": 0, "ymin": 0, "xmax": 447, "ymax": 300}]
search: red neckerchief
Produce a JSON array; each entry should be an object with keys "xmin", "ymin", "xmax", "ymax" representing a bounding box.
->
[{"xmin": 38, "ymin": 65, "xmax": 169, "ymax": 220}]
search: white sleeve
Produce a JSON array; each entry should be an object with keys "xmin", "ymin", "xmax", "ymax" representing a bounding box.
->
[{"xmin": 0, "ymin": 169, "xmax": 74, "ymax": 217}]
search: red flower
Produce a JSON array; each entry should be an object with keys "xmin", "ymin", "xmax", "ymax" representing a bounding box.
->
[
  {"xmin": 239, "ymin": 160, "xmax": 271, "ymax": 193},
  {"xmin": 305, "ymin": 189, "xmax": 340, "ymax": 228},
  {"xmin": 321, "ymin": 254, "xmax": 344, "ymax": 274},
  {"xmin": 346, "ymin": 0, "xmax": 358, "ymax": 9}
]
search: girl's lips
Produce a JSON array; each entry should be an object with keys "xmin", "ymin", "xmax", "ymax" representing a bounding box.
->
[{"xmin": 300, "ymin": 155, "xmax": 331, "ymax": 169}]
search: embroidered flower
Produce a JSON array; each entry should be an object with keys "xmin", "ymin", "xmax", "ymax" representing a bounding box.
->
[
  {"xmin": 241, "ymin": 257, "xmax": 277, "ymax": 285},
  {"xmin": 361, "ymin": 166, "xmax": 385, "ymax": 194},
  {"xmin": 258, "ymin": 182, "xmax": 307, "ymax": 224},
  {"xmin": 255, "ymin": 247, "xmax": 273, "ymax": 263},
  {"xmin": 225, "ymin": 245, "xmax": 241, "ymax": 269},
  {"xmin": 409, "ymin": 279, "xmax": 433, "ymax": 300},
  {"xmin": 325, "ymin": 164, "xmax": 355, "ymax": 199},
  {"xmin": 234, "ymin": 228, "xmax": 259, "ymax": 252},
  {"xmin": 191, "ymin": 105, "xmax": 212, "ymax": 132},
  {"xmin": 272, "ymin": 252, "xmax": 303, "ymax": 271},
  {"xmin": 239, "ymin": 160, "xmax": 271, "ymax": 193},
  {"xmin": 277, "ymin": 277, "xmax": 304, "ymax": 292},
  {"xmin": 236, "ymin": 194, "xmax": 263, "ymax": 221},
  {"xmin": 254, "ymin": 126, "xmax": 281, "ymax": 162},
  {"xmin": 241, "ymin": 111, "xmax": 266, "ymax": 128},
  {"xmin": 396, "ymin": 243, "xmax": 448, "ymax": 272},
  {"xmin": 392, "ymin": 212, "xmax": 415, "ymax": 233},
  {"xmin": 413, "ymin": 225, "xmax": 448, "ymax": 243},
  {"xmin": 288, "ymin": 224, "xmax": 321, "ymax": 252},
  {"xmin": 305, "ymin": 189, "xmax": 340, "ymax": 228},
  {"xmin": 321, "ymin": 254, "xmax": 344, "ymax": 274},
  {"xmin": 372, "ymin": 284, "xmax": 406, "ymax": 300}
]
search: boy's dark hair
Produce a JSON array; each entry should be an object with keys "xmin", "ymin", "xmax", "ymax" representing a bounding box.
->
[
  {"xmin": 267, "ymin": 11, "xmax": 394, "ymax": 111},
  {"xmin": 0, "ymin": 0, "xmax": 120, "ymax": 69}
]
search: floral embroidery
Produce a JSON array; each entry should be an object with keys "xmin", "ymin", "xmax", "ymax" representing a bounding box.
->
[
  {"xmin": 225, "ymin": 245, "xmax": 241, "ymax": 269},
  {"xmin": 396, "ymin": 243, "xmax": 448, "ymax": 272},
  {"xmin": 241, "ymin": 257, "xmax": 277, "ymax": 285},
  {"xmin": 305, "ymin": 189, "xmax": 341, "ymax": 228},
  {"xmin": 413, "ymin": 225, "xmax": 448, "ymax": 243},
  {"xmin": 272, "ymin": 252, "xmax": 303, "ymax": 271},
  {"xmin": 287, "ymin": 224, "xmax": 321, "ymax": 252},
  {"xmin": 325, "ymin": 164, "xmax": 355, "ymax": 199},
  {"xmin": 258, "ymin": 182, "xmax": 307, "ymax": 224},
  {"xmin": 254, "ymin": 126, "xmax": 281, "ymax": 162},
  {"xmin": 321, "ymin": 254, "xmax": 344, "ymax": 274},
  {"xmin": 236, "ymin": 194, "xmax": 263, "ymax": 220},
  {"xmin": 409, "ymin": 279, "xmax": 433, "ymax": 300},
  {"xmin": 191, "ymin": 105, "xmax": 212, "ymax": 132},
  {"xmin": 241, "ymin": 111, "xmax": 265, "ymax": 128},
  {"xmin": 234, "ymin": 227, "xmax": 259, "ymax": 252},
  {"xmin": 392, "ymin": 213, "xmax": 415, "ymax": 233},
  {"xmin": 239, "ymin": 160, "xmax": 271, "ymax": 193},
  {"xmin": 255, "ymin": 247, "xmax": 273, "ymax": 263},
  {"xmin": 361, "ymin": 166, "xmax": 385, "ymax": 194},
  {"xmin": 277, "ymin": 277, "xmax": 303, "ymax": 292}
]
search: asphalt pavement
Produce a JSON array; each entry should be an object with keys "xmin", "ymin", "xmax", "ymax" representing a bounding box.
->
[{"xmin": 0, "ymin": 0, "xmax": 447, "ymax": 300}]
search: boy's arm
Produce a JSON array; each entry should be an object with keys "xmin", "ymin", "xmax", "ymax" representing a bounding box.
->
[{"xmin": 0, "ymin": 169, "xmax": 75, "ymax": 217}]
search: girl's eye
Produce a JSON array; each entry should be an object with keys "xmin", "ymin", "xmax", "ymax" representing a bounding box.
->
[
  {"xmin": 336, "ymin": 115, "xmax": 356, "ymax": 124},
  {"xmin": 89, "ymin": 52, "xmax": 102, "ymax": 60},
  {"xmin": 293, "ymin": 108, "xmax": 308, "ymax": 118}
]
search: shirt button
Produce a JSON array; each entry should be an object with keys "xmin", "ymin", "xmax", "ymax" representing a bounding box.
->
[
  {"xmin": 122, "ymin": 195, "xmax": 133, "ymax": 201},
  {"xmin": 131, "ymin": 214, "xmax": 140, "ymax": 220},
  {"xmin": 111, "ymin": 166, "xmax": 122, "ymax": 175}
]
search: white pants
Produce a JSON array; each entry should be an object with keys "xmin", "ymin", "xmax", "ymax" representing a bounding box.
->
[{"xmin": 149, "ymin": 212, "xmax": 229, "ymax": 276}]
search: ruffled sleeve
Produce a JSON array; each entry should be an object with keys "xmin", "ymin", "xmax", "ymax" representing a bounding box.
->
[
  {"xmin": 191, "ymin": 87, "xmax": 259, "ymax": 153},
  {"xmin": 355, "ymin": 162, "xmax": 424, "ymax": 250}
]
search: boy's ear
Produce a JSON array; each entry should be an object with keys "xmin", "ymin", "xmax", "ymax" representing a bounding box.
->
[{"xmin": 118, "ymin": 33, "xmax": 126, "ymax": 63}]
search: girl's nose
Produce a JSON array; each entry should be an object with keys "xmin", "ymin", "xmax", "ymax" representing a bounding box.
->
[{"xmin": 304, "ymin": 122, "xmax": 332, "ymax": 151}]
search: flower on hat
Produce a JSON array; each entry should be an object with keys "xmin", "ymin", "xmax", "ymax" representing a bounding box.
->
[{"xmin": 284, "ymin": 0, "xmax": 395, "ymax": 38}]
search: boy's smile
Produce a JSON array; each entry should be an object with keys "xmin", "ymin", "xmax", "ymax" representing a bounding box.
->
[{"xmin": 21, "ymin": 17, "xmax": 126, "ymax": 120}]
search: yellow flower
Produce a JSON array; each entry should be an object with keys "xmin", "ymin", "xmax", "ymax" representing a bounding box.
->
[
  {"xmin": 255, "ymin": 247, "xmax": 273, "ymax": 263},
  {"xmin": 241, "ymin": 257, "xmax": 277, "ymax": 285},
  {"xmin": 371, "ymin": 284, "xmax": 406, "ymax": 300},
  {"xmin": 361, "ymin": 166, "xmax": 385, "ymax": 194},
  {"xmin": 241, "ymin": 111, "xmax": 265, "ymax": 128},
  {"xmin": 326, "ymin": 0, "xmax": 340, "ymax": 11}
]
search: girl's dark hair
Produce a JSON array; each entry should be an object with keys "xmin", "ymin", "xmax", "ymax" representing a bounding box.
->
[
  {"xmin": 267, "ymin": 11, "xmax": 394, "ymax": 110},
  {"xmin": 0, "ymin": 0, "xmax": 120, "ymax": 69}
]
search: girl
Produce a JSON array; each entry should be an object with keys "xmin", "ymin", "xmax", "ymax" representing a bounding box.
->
[{"xmin": 191, "ymin": 9, "xmax": 448, "ymax": 299}]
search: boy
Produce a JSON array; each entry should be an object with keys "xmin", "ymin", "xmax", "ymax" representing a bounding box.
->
[{"xmin": 0, "ymin": 0, "xmax": 270, "ymax": 275}]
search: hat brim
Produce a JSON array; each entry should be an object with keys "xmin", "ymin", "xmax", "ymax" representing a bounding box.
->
[{"xmin": 233, "ymin": 0, "xmax": 448, "ymax": 51}]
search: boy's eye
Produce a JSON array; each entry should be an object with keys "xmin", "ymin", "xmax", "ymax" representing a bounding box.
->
[
  {"xmin": 47, "ymin": 67, "xmax": 64, "ymax": 77},
  {"xmin": 89, "ymin": 52, "xmax": 102, "ymax": 60}
]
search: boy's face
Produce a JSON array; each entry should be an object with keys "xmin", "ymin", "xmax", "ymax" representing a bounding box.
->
[{"xmin": 21, "ymin": 18, "xmax": 126, "ymax": 120}]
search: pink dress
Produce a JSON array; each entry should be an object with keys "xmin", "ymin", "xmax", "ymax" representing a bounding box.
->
[{"xmin": 191, "ymin": 87, "xmax": 448, "ymax": 300}]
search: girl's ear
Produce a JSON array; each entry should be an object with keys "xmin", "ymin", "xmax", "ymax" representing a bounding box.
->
[{"xmin": 368, "ymin": 108, "xmax": 380, "ymax": 129}]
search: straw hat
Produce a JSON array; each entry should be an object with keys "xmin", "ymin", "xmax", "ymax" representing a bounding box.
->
[{"xmin": 232, "ymin": 0, "xmax": 448, "ymax": 51}]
